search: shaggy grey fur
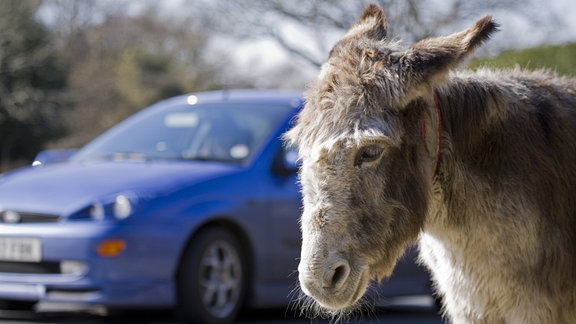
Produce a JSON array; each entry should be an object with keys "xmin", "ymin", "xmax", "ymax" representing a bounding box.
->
[{"xmin": 285, "ymin": 4, "xmax": 576, "ymax": 323}]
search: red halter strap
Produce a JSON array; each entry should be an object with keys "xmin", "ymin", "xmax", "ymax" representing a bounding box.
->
[{"xmin": 420, "ymin": 91, "xmax": 442, "ymax": 178}]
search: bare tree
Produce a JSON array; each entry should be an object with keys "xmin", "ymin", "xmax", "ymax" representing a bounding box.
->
[
  {"xmin": 195, "ymin": 0, "xmax": 556, "ymax": 69},
  {"xmin": 38, "ymin": 1, "xmax": 242, "ymax": 149}
]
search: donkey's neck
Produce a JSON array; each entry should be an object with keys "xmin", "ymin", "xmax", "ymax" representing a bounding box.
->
[
  {"xmin": 431, "ymin": 69, "xmax": 576, "ymax": 222},
  {"xmin": 434, "ymin": 71, "xmax": 520, "ymax": 179},
  {"xmin": 428, "ymin": 70, "xmax": 528, "ymax": 227}
]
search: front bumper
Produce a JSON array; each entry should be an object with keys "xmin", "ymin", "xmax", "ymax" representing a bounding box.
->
[
  {"xmin": 0, "ymin": 277, "xmax": 174, "ymax": 307},
  {"xmin": 0, "ymin": 222, "xmax": 183, "ymax": 307}
]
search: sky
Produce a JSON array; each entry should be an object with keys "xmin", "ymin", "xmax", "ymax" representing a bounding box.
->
[
  {"xmin": 43, "ymin": 0, "xmax": 575, "ymax": 89},
  {"xmin": 491, "ymin": 0, "xmax": 576, "ymax": 49},
  {"xmin": 46, "ymin": 0, "xmax": 576, "ymax": 65},
  {"xmin": 223, "ymin": 0, "xmax": 576, "ymax": 88}
]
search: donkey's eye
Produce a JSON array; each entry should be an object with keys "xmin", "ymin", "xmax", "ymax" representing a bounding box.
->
[
  {"xmin": 388, "ymin": 52, "xmax": 403, "ymax": 66},
  {"xmin": 355, "ymin": 145, "xmax": 384, "ymax": 167}
]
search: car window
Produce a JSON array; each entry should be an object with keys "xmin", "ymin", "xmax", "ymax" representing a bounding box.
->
[{"xmin": 73, "ymin": 103, "xmax": 293, "ymax": 164}]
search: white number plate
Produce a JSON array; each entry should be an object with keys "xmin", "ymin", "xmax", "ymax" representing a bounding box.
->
[{"xmin": 0, "ymin": 237, "xmax": 42, "ymax": 262}]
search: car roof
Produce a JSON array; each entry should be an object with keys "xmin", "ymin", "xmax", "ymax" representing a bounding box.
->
[{"xmin": 157, "ymin": 89, "xmax": 304, "ymax": 108}]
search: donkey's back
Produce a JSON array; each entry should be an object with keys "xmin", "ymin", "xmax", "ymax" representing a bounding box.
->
[{"xmin": 421, "ymin": 67, "xmax": 576, "ymax": 323}]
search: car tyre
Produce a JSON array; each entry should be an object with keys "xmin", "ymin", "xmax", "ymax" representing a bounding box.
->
[{"xmin": 176, "ymin": 227, "xmax": 248, "ymax": 324}]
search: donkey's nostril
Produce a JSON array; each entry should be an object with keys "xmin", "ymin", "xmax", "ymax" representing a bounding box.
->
[
  {"xmin": 323, "ymin": 260, "xmax": 350, "ymax": 290},
  {"xmin": 332, "ymin": 263, "xmax": 348, "ymax": 286}
]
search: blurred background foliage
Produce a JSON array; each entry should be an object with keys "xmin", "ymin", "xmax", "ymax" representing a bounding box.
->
[
  {"xmin": 0, "ymin": 0, "xmax": 68, "ymax": 170},
  {"xmin": 0, "ymin": 0, "xmax": 575, "ymax": 171},
  {"xmin": 471, "ymin": 43, "xmax": 576, "ymax": 76},
  {"xmin": 0, "ymin": 0, "xmax": 231, "ymax": 170}
]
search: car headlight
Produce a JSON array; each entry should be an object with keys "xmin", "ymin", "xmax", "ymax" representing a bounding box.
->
[
  {"xmin": 88, "ymin": 193, "xmax": 136, "ymax": 221},
  {"xmin": 89, "ymin": 202, "xmax": 105, "ymax": 221},
  {"xmin": 113, "ymin": 195, "xmax": 132, "ymax": 220}
]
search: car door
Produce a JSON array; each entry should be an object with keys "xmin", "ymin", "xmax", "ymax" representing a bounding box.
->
[{"xmin": 267, "ymin": 145, "xmax": 302, "ymax": 282}]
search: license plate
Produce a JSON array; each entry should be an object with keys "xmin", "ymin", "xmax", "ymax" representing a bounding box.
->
[{"xmin": 0, "ymin": 237, "xmax": 42, "ymax": 262}]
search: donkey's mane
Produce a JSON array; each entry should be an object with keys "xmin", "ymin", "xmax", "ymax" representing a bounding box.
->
[
  {"xmin": 435, "ymin": 68, "xmax": 576, "ymax": 229},
  {"xmin": 438, "ymin": 68, "xmax": 576, "ymax": 165}
]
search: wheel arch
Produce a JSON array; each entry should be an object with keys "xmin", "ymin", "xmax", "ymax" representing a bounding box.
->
[{"xmin": 174, "ymin": 217, "xmax": 256, "ymax": 300}]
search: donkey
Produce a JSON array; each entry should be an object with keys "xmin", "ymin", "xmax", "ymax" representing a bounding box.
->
[{"xmin": 285, "ymin": 4, "xmax": 576, "ymax": 323}]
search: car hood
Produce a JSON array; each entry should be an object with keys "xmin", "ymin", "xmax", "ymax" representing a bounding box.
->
[{"xmin": 0, "ymin": 160, "xmax": 241, "ymax": 216}]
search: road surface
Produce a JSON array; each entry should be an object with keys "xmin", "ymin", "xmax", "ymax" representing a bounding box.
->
[{"xmin": 0, "ymin": 297, "xmax": 446, "ymax": 323}]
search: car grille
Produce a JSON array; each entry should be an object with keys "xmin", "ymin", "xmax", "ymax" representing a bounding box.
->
[
  {"xmin": 0, "ymin": 261, "xmax": 60, "ymax": 274},
  {"xmin": 0, "ymin": 211, "xmax": 60, "ymax": 224}
]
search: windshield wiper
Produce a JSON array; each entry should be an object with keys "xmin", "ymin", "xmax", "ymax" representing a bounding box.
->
[
  {"xmin": 82, "ymin": 152, "xmax": 150, "ymax": 162},
  {"xmin": 180, "ymin": 155, "xmax": 241, "ymax": 164}
]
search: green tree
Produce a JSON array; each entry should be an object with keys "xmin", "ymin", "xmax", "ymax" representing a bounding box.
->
[{"xmin": 0, "ymin": 0, "xmax": 68, "ymax": 171}]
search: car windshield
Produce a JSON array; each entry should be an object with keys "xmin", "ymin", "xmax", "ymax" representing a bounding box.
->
[{"xmin": 72, "ymin": 103, "xmax": 293, "ymax": 164}]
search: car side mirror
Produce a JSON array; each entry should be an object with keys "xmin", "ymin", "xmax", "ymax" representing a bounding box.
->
[
  {"xmin": 273, "ymin": 146, "xmax": 300, "ymax": 176},
  {"xmin": 283, "ymin": 148, "xmax": 300, "ymax": 173}
]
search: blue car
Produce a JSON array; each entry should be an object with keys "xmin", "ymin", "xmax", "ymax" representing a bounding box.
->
[{"xmin": 0, "ymin": 90, "xmax": 431, "ymax": 323}]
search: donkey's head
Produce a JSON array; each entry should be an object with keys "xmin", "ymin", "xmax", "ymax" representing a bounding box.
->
[{"xmin": 285, "ymin": 4, "xmax": 497, "ymax": 315}]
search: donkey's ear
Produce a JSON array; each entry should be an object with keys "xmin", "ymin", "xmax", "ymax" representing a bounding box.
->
[
  {"xmin": 404, "ymin": 16, "xmax": 498, "ymax": 83},
  {"xmin": 346, "ymin": 4, "xmax": 387, "ymax": 40}
]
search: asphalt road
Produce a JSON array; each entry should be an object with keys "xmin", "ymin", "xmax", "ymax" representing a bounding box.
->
[{"xmin": 0, "ymin": 297, "xmax": 446, "ymax": 324}]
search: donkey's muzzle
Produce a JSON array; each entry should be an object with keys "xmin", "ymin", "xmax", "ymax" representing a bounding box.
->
[{"xmin": 298, "ymin": 256, "xmax": 357, "ymax": 310}]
